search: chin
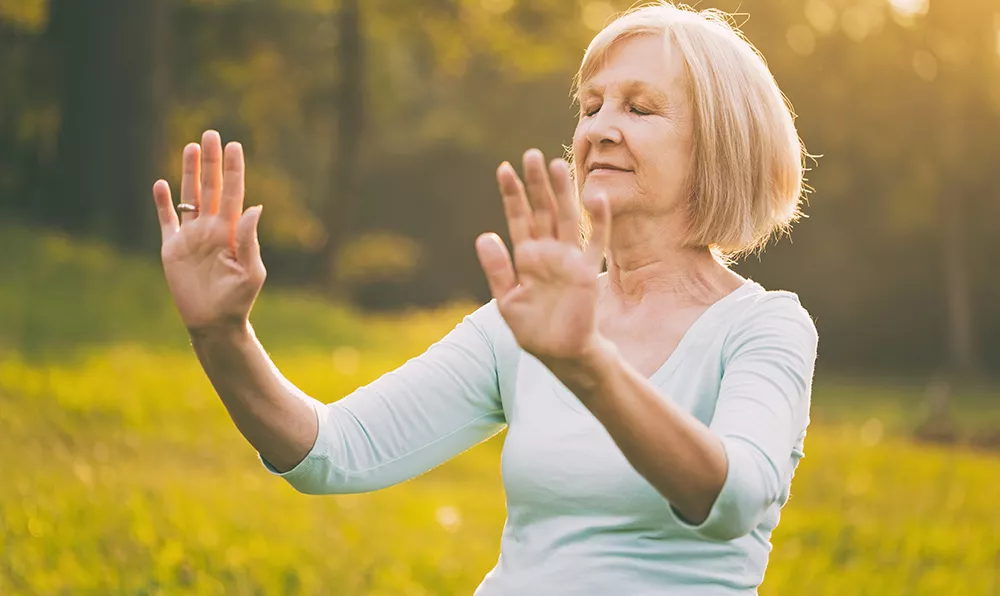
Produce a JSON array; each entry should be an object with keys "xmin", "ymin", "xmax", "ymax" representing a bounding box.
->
[{"xmin": 581, "ymin": 181, "xmax": 630, "ymax": 211}]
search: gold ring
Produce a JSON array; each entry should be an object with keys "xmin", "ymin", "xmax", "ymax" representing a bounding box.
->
[{"xmin": 177, "ymin": 202, "xmax": 198, "ymax": 213}]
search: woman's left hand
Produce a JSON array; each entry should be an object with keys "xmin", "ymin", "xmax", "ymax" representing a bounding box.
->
[{"xmin": 476, "ymin": 149, "xmax": 611, "ymax": 367}]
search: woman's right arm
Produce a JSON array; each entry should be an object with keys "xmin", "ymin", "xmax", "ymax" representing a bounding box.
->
[
  {"xmin": 188, "ymin": 300, "xmax": 507, "ymax": 491},
  {"xmin": 153, "ymin": 130, "xmax": 507, "ymax": 493},
  {"xmin": 265, "ymin": 301, "xmax": 507, "ymax": 494},
  {"xmin": 152, "ymin": 130, "xmax": 317, "ymax": 471},
  {"xmin": 187, "ymin": 321, "xmax": 320, "ymax": 473}
]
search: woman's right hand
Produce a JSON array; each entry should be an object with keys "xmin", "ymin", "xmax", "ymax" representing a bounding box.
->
[{"xmin": 152, "ymin": 130, "xmax": 266, "ymax": 335}]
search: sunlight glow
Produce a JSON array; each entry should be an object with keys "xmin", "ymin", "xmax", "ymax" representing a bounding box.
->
[
  {"xmin": 996, "ymin": 14, "xmax": 1000, "ymax": 58},
  {"xmin": 787, "ymin": 25, "xmax": 817, "ymax": 56},
  {"xmin": 805, "ymin": 0, "xmax": 837, "ymax": 35},
  {"xmin": 436, "ymin": 506, "xmax": 462, "ymax": 532},
  {"xmin": 888, "ymin": 0, "xmax": 929, "ymax": 20},
  {"xmin": 841, "ymin": 5, "xmax": 886, "ymax": 42}
]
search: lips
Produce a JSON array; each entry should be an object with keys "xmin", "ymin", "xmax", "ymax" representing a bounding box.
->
[{"xmin": 587, "ymin": 161, "xmax": 631, "ymax": 172}]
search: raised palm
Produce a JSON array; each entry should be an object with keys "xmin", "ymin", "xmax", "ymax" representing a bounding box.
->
[
  {"xmin": 476, "ymin": 150, "xmax": 610, "ymax": 364},
  {"xmin": 152, "ymin": 130, "xmax": 266, "ymax": 334}
]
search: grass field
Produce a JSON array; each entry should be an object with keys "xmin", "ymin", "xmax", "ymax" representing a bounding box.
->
[{"xmin": 1, "ymin": 225, "xmax": 998, "ymax": 595}]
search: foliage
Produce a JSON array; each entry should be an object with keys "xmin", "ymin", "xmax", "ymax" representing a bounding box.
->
[{"xmin": 0, "ymin": 223, "xmax": 471, "ymax": 361}]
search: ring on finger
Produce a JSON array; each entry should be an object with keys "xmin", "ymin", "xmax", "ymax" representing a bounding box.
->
[{"xmin": 177, "ymin": 202, "xmax": 198, "ymax": 214}]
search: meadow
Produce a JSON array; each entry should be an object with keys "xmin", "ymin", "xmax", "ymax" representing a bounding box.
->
[{"xmin": 1, "ymin": 225, "xmax": 998, "ymax": 595}]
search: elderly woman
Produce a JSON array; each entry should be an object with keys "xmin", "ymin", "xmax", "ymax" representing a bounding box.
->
[{"xmin": 152, "ymin": 2, "xmax": 817, "ymax": 594}]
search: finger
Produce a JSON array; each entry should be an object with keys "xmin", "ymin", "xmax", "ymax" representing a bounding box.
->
[
  {"xmin": 549, "ymin": 158, "xmax": 581, "ymax": 244},
  {"xmin": 152, "ymin": 179, "xmax": 179, "ymax": 243},
  {"xmin": 522, "ymin": 149, "xmax": 557, "ymax": 238},
  {"xmin": 236, "ymin": 204, "xmax": 264, "ymax": 270},
  {"xmin": 475, "ymin": 232, "xmax": 517, "ymax": 301},
  {"xmin": 582, "ymin": 194, "xmax": 611, "ymax": 270},
  {"xmin": 200, "ymin": 130, "xmax": 223, "ymax": 216},
  {"xmin": 219, "ymin": 142, "xmax": 246, "ymax": 223},
  {"xmin": 497, "ymin": 162, "xmax": 532, "ymax": 246},
  {"xmin": 179, "ymin": 143, "xmax": 201, "ymax": 224}
]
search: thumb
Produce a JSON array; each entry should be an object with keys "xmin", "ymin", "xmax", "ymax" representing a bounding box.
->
[
  {"xmin": 475, "ymin": 232, "xmax": 517, "ymax": 301},
  {"xmin": 236, "ymin": 205, "xmax": 263, "ymax": 268}
]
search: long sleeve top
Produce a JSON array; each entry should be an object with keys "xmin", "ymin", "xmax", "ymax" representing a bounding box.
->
[{"xmin": 262, "ymin": 279, "xmax": 819, "ymax": 595}]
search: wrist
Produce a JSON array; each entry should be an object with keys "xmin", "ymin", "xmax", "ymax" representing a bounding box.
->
[
  {"xmin": 543, "ymin": 333, "xmax": 619, "ymax": 402},
  {"xmin": 187, "ymin": 318, "xmax": 254, "ymax": 345}
]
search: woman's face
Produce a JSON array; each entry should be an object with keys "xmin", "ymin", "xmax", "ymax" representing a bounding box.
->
[{"xmin": 573, "ymin": 33, "xmax": 695, "ymax": 218}]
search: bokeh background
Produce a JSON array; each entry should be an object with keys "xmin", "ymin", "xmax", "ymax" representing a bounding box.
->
[{"xmin": 1, "ymin": 0, "xmax": 999, "ymax": 594}]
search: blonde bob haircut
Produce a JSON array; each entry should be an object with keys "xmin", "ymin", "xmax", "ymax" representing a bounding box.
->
[{"xmin": 574, "ymin": 2, "xmax": 807, "ymax": 258}]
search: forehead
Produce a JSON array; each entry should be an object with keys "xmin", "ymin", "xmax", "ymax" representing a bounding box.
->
[{"xmin": 580, "ymin": 33, "xmax": 687, "ymax": 96}]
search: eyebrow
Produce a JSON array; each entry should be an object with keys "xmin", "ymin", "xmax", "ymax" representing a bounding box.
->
[{"xmin": 577, "ymin": 79, "xmax": 672, "ymax": 106}]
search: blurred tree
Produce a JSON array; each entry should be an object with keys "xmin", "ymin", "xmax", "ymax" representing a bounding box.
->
[
  {"xmin": 0, "ymin": 0, "xmax": 53, "ymax": 221},
  {"xmin": 322, "ymin": 0, "xmax": 364, "ymax": 291},
  {"xmin": 47, "ymin": 0, "xmax": 171, "ymax": 250},
  {"xmin": 922, "ymin": 0, "xmax": 995, "ymax": 378}
]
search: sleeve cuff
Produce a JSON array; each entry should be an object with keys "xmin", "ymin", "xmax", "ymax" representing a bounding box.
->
[
  {"xmin": 258, "ymin": 397, "xmax": 334, "ymax": 492},
  {"xmin": 666, "ymin": 436, "xmax": 767, "ymax": 542}
]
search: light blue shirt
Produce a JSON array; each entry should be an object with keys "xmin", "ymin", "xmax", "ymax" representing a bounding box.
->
[{"xmin": 263, "ymin": 279, "xmax": 819, "ymax": 594}]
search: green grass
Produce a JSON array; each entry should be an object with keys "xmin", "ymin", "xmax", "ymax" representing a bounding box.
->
[{"xmin": 1, "ymin": 224, "xmax": 998, "ymax": 595}]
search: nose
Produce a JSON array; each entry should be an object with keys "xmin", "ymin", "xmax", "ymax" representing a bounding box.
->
[{"xmin": 584, "ymin": 106, "xmax": 624, "ymax": 147}]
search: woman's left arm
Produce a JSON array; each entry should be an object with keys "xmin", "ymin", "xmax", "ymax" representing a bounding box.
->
[
  {"xmin": 477, "ymin": 149, "xmax": 817, "ymax": 542},
  {"xmin": 555, "ymin": 294, "xmax": 817, "ymax": 541}
]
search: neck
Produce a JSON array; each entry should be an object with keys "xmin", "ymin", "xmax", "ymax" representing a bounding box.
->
[{"xmin": 601, "ymin": 212, "xmax": 740, "ymax": 306}]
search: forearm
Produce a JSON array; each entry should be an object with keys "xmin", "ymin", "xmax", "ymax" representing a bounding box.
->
[
  {"xmin": 189, "ymin": 321, "xmax": 319, "ymax": 473},
  {"xmin": 546, "ymin": 337, "xmax": 728, "ymax": 524}
]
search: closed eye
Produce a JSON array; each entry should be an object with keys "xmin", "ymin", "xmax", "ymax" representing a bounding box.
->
[
  {"xmin": 630, "ymin": 104, "xmax": 652, "ymax": 116},
  {"xmin": 583, "ymin": 105, "xmax": 601, "ymax": 118}
]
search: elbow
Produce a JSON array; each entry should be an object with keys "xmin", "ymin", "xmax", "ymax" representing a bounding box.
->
[
  {"xmin": 287, "ymin": 479, "xmax": 340, "ymax": 496},
  {"xmin": 262, "ymin": 450, "xmax": 366, "ymax": 496},
  {"xmin": 274, "ymin": 466, "xmax": 342, "ymax": 496},
  {"xmin": 704, "ymin": 524, "xmax": 757, "ymax": 543},
  {"xmin": 694, "ymin": 498, "xmax": 767, "ymax": 542},
  {"xmin": 669, "ymin": 437, "xmax": 782, "ymax": 542},
  {"xmin": 283, "ymin": 464, "xmax": 391, "ymax": 496},
  {"xmin": 669, "ymin": 490, "xmax": 766, "ymax": 542},
  {"xmin": 292, "ymin": 485, "xmax": 365, "ymax": 497}
]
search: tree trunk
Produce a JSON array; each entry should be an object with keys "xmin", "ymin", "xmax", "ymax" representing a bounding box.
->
[
  {"xmin": 940, "ymin": 188, "xmax": 976, "ymax": 377},
  {"xmin": 50, "ymin": 0, "xmax": 170, "ymax": 250},
  {"xmin": 322, "ymin": 0, "xmax": 364, "ymax": 290},
  {"xmin": 938, "ymin": 84, "xmax": 977, "ymax": 379}
]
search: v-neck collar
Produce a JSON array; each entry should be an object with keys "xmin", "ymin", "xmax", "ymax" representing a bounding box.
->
[
  {"xmin": 541, "ymin": 278, "xmax": 764, "ymax": 415},
  {"xmin": 645, "ymin": 278, "xmax": 762, "ymax": 387}
]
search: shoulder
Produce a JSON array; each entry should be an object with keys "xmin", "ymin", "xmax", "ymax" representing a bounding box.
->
[
  {"xmin": 723, "ymin": 284, "xmax": 818, "ymax": 357},
  {"xmin": 734, "ymin": 285, "xmax": 814, "ymax": 326}
]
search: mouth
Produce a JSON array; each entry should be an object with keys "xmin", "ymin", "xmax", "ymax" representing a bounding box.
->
[{"xmin": 587, "ymin": 163, "xmax": 632, "ymax": 174}]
